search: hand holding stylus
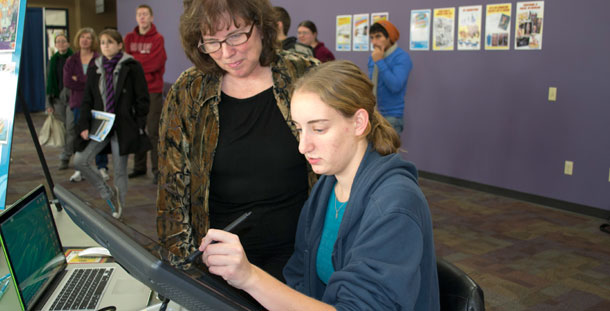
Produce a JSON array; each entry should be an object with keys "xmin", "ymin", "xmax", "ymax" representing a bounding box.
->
[{"xmin": 185, "ymin": 211, "xmax": 251, "ymax": 264}]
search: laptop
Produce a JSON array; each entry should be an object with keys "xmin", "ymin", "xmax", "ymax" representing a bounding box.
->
[{"xmin": 0, "ymin": 185, "xmax": 150, "ymax": 311}]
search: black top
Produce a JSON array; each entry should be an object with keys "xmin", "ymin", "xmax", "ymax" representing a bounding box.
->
[{"xmin": 209, "ymin": 87, "xmax": 309, "ymax": 253}]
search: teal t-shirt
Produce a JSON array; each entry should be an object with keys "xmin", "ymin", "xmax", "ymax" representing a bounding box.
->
[{"xmin": 316, "ymin": 188, "xmax": 347, "ymax": 284}]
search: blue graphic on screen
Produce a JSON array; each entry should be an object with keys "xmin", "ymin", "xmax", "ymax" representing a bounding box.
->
[{"xmin": 0, "ymin": 192, "xmax": 64, "ymax": 309}]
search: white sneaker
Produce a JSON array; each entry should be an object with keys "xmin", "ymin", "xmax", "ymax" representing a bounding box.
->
[
  {"xmin": 69, "ymin": 170, "xmax": 82, "ymax": 182},
  {"xmin": 99, "ymin": 168, "xmax": 110, "ymax": 181}
]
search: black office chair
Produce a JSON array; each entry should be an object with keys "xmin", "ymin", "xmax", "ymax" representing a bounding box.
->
[{"xmin": 437, "ymin": 258, "xmax": 485, "ymax": 311}]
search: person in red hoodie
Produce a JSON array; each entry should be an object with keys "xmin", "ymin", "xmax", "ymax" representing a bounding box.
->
[{"xmin": 124, "ymin": 4, "xmax": 167, "ymax": 184}]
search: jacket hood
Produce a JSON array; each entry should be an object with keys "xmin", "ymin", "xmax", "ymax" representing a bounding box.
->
[
  {"xmin": 132, "ymin": 23, "xmax": 158, "ymax": 37},
  {"xmin": 346, "ymin": 145, "xmax": 419, "ymax": 210},
  {"xmin": 310, "ymin": 144, "xmax": 419, "ymax": 227},
  {"xmin": 354, "ymin": 144, "xmax": 418, "ymax": 189}
]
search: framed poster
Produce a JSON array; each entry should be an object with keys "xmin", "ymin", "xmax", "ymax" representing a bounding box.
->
[
  {"xmin": 433, "ymin": 7, "xmax": 455, "ymax": 51},
  {"xmin": 352, "ymin": 13, "xmax": 369, "ymax": 51},
  {"xmin": 410, "ymin": 9, "xmax": 431, "ymax": 50},
  {"xmin": 485, "ymin": 3, "xmax": 512, "ymax": 50},
  {"xmin": 458, "ymin": 5, "xmax": 482, "ymax": 50},
  {"xmin": 515, "ymin": 1, "xmax": 544, "ymax": 50},
  {"xmin": 336, "ymin": 15, "xmax": 352, "ymax": 51}
]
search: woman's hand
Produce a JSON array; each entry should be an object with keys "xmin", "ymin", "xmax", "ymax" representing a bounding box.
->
[
  {"xmin": 47, "ymin": 107, "xmax": 54, "ymax": 114},
  {"xmin": 80, "ymin": 129, "xmax": 89, "ymax": 140},
  {"xmin": 199, "ymin": 229, "xmax": 256, "ymax": 290},
  {"xmin": 72, "ymin": 75, "xmax": 78, "ymax": 81}
]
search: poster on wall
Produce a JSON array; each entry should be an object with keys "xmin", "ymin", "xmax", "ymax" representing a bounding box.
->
[
  {"xmin": 0, "ymin": 0, "xmax": 21, "ymax": 52},
  {"xmin": 457, "ymin": 5, "xmax": 482, "ymax": 50},
  {"xmin": 336, "ymin": 15, "xmax": 352, "ymax": 51},
  {"xmin": 352, "ymin": 13, "xmax": 369, "ymax": 51},
  {"xmin": 485, "ymin": 3, "xmax": 512, "ymax": 50},
  {"xmin": 370, "ymin": 12, "xmax": 388, "ymax": 50},
  {"xmin": 410, "ymin": 9, "xmax": 431, "ymax": 51},
  {"xmin": 371, "ymin": 12, "xmax": 388, "ymax": 24},
  {"xmin": 515, "ymin": 1, "xmax": 544, "ymax": 50},
  {"xmin": 433, "ymin": 7, "xmax": 455, "ymax": 51}
]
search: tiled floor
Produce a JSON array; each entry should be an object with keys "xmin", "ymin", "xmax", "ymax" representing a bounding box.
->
[
  {"xmin": 7, "ymin": 112, "xmax": 610, "ymax": 310},
  {"xmin": 6, "ymin": 112, "xmax": 158, "ymax": 240}
]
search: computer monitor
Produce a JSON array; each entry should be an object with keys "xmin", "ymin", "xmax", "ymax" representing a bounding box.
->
[
  {"xmin": 53, "ymin": 185, "xmax": 263, "ymax": 311},
  {"xmin": 0, "ymin": 185, "xmax": 62, "ymax": 311}
]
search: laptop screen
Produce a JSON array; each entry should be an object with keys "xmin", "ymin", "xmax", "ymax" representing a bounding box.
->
[{"xmin": 0, "ymin": 185, "xmax": 66, "ymax": 310}]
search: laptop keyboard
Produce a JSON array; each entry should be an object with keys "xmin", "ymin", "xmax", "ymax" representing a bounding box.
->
[{"xmin": 50, "ymin": 267, "xmax": 114, "ymax": 311}]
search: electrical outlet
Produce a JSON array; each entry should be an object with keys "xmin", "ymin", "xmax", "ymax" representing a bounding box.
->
[
  {"xmin": 564, "ymin": 161, "xmax": 573, "ymax": 175},
  {"xmin": 548, "ymin": 87, "xmax": 557, "ymax": 101}
]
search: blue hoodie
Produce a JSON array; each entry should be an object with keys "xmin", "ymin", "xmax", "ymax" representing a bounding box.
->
[{"xmin": 284, "ymin": 145, "xmax": 440, "ymax": 310}]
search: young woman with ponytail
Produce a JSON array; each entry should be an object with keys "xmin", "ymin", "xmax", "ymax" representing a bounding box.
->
[{"xmin": 194, "ymin": 60, "xmax": 440, "ymax": 311}]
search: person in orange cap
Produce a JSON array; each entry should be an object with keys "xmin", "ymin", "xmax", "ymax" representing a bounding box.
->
[{"xmin": 368, "ymin": 20, "xmax": 412, "ymax": 137}]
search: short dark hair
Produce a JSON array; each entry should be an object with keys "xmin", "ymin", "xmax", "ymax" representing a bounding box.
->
[
  {"xmin": 273, "ymin": 6, "xmax": 290, "ymax": 36},
  {"xmin": 137, "ymin": 4, "xmax": 153, "ymax": 16},
  {"xmin": 369, "ymin": 22, "xmax": 388, "ymax": 38},
  {"xmin": 180, "ymin": 0, "xmax": 279, "ymax": 75},
  {"xmin": 298, "ymin": 20, "xmax": 317, "ymax": 35}
]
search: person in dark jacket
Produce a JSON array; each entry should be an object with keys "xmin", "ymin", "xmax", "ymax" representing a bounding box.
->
[
  {"xmin": 73, "ymin": 29, "xmax": 150, "ymax": 219},
  {"xmin": 196, "ymin": 60, "xmax": 440, "ymax": 310},
  {"xmin": 63, "ymin": 27, "xmax": 110, "ymax": 182},
  {"xmin": 157, "ymin": 0, "xmax": 318, "ymax": 281},
  {"xmin": 45, "ymin": 33, "xmax": 73, "ymax": 169}
]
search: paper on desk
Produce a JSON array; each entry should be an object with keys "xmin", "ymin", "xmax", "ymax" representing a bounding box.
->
[{"xmin": 65, "ymin": 249, "xmax": 106, "ymax": 264}]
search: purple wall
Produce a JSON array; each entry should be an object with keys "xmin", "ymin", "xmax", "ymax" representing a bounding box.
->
[{"xmin": 117, "ymin": 0, "xmax": 610, "ymax": 212}]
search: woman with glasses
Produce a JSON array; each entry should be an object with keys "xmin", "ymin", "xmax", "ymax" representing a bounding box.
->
[
  {"xmin": 297, "ymin": 20, "xmax": 335, "ymax": 63},
  {"xmin": 157, "ymin": 0, "xmax": 319, "ymax": 281}
]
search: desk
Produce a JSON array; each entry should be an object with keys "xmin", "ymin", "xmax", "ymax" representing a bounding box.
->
[
  {"xmin": 51, "ymin": 203, "xmax": 190, "ymax": 311},
  {"xmin": 51, "ymin": 203, "xmax": 99, "ymax": 248}
]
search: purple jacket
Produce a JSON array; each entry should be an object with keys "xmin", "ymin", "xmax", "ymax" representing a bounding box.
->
[{"xmin": 63, "ymin": 51, "xmax": 98, "ymax": 109}]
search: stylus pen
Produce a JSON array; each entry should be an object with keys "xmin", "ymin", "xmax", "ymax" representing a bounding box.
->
[{"xmin": 185, "ymin": 211, "xmax": 252, "ymax": 264}]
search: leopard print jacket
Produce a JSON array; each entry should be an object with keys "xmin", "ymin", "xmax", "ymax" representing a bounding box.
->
[{"xmin": 156, "ymin": 51, "xmax": 319, "ymax": 267}]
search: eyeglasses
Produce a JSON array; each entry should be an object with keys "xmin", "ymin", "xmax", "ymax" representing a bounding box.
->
[{"xmin": 197, "ymin": 23, "xmax": 255, "ymax": 54}]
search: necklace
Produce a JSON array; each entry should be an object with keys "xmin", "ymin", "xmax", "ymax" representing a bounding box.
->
[{"xmin": 334, "ymin": 195, "xmax": 347, "ymax": 219}]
